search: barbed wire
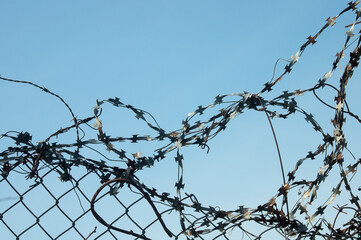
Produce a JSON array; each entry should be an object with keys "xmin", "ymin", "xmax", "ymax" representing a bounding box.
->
[{"xmin": 1, "ymin": 1, "xmax": 361, "ymax": 239}]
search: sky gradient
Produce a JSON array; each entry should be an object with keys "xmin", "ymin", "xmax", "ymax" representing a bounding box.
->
[{"xmin": 1, "ymin": 1, "xmax": 361, "ymax": 239}]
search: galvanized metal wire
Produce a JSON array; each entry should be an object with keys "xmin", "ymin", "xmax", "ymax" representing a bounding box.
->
[{"xmin": 2, "ymin": 1, "xmax": 361, "ymax": 239}]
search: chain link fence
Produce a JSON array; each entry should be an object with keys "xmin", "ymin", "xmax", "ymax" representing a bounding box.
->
[{"xmin": 2, "ymin": 1, "xmax": 361, "ymax": 239}]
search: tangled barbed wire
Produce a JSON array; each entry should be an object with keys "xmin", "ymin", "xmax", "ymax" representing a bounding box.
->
[{"xmin": 1, "ymin": 1, "xmax": 361, "ymax": 239}]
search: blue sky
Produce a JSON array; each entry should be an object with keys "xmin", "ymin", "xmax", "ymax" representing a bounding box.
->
[{"xmin": 1, "ymin": 1, "xmax": 361, "ymax": 239}]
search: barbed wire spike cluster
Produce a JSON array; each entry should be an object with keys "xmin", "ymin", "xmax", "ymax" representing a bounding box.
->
[{"xmin": 1, "ymin": 1, "xmax": 361, "ymax": 240}]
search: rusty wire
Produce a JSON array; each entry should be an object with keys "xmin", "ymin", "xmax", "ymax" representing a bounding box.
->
[{"xmin": 1, "ymin": 1, "xmax": 361, "ymax": 239}]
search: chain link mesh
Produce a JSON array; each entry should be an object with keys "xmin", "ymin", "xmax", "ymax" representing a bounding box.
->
[{"xmin": 2, "ymin": 2, "xmax": 361, "ymax": 239}]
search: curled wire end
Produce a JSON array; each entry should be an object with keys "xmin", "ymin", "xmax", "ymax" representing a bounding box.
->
[
  {"xmin": 90, "ymin": 178, "xmax": 173, "ymax": 239},
  {"xmin": 201, "ymin": 143, "xmax": 210, "ymax": 153}
]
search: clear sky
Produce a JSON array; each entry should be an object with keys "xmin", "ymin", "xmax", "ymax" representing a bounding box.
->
[{"xmin": 1, "ymin": 1, "xmax": 361, "ymax": 239}]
